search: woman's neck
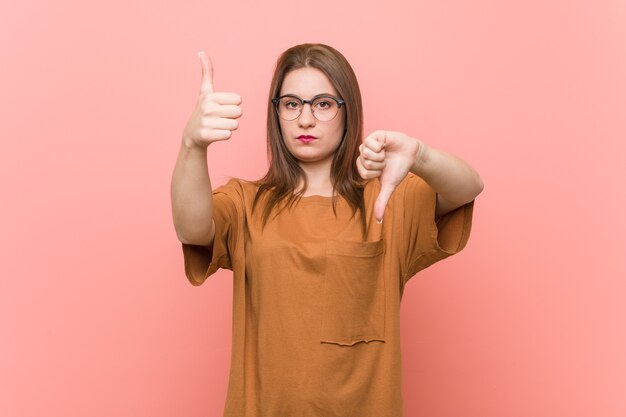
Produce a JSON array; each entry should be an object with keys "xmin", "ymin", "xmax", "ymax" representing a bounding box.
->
[{"xmin": 298, "ymin": 159, "xmax": 334, "ymax": 197}]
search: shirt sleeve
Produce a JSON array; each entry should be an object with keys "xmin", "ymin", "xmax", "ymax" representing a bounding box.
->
[
  {"xmin": 181, "ymin": 178, "xmax": 242, "ymax": 286},
  {"xmin": 400, "ymin": 173, "xmax": 475, "ymax": 285}
]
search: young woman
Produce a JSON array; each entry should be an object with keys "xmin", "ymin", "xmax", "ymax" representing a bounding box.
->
[{"xmin": 171, "ymin": 43, "xmax": 483, "ymax": 416}]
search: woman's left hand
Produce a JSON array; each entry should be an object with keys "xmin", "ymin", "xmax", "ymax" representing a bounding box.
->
[{"xmin": 356, "ymin": 130, "xmax": 426, "ymax": 223}]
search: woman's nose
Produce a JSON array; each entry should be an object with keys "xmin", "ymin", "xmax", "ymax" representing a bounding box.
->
[{"xmin": 298, "ymin": 103, "xmax": 316, "ymax": 127}]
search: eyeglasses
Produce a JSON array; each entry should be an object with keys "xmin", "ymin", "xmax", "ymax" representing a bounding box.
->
[{"xmin": 271, "ymin": 94, "xmax": 345, "ymax": 122}]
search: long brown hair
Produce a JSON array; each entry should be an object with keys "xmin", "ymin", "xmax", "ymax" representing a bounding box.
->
[{"xmin": 252, "ymin": 43, "xmax": 367, "ymax": 236}]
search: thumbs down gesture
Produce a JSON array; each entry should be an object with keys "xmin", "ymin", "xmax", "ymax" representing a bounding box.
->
[{"xmin": 356, "ymin": 130, "xmax": 427, "ymax": 223}]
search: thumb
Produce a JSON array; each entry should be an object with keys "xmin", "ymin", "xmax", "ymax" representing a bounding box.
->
[
  {"xmin": 374, "ymin": 181, "xmax": 396, "ymax": 223},
  {"xmin": 197, "ymin": 51, "xmax": 214, "ymax": 94}
]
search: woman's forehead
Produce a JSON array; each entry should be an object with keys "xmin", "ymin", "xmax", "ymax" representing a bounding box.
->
[{"xmin": 280, "ymin": 67, "xmax": 338, "ymax": 97}]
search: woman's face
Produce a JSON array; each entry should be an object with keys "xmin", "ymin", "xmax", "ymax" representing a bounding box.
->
[{"xmin": 278, "ymin": 67, "xmax": 346, "ymax": 167}]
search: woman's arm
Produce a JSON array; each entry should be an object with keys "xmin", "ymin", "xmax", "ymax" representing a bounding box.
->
[
  {"xmin": 410, "ymin": 142, "xmax": 484, "ymax": 219},
  {"xmin": 170, "ymin": 51, "xmax": 242, "ymax": 246},
  {"xmin": 356, "ymin": 130, "xmax": 483, "ymax": 222},
  {"xmin": 171, "ymin": 140, "xmax": 216, "ymax": 246}
]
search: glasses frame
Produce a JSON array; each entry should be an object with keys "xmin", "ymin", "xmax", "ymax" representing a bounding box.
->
[{"xmin": 271, "ymin": 94, "xmax": 346, "ymax": 122}]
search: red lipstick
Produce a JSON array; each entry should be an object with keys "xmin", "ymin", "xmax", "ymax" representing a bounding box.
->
[{"xmin": 297, "ymin": 135, "xmax": 316, "ymax": 144}]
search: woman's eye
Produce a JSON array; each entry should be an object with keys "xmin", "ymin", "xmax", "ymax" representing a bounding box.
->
[
  {"xmin": 316, "ymin": 101, "xmax": 332, "ymax": 109},
  {"xmin": 285, "ymin": 101, "xmax": 299, "ymax": 109}
]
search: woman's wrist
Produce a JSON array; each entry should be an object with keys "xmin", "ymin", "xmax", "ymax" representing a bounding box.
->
[
  {"xmin": 409, "ymin": 138, "xmax": 434, "ymax": 177},
  {"xmin": 181, "ymin": 135, "xmax": 208, "ymax": 153}
]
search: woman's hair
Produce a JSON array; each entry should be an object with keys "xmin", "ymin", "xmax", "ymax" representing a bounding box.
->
[{"xmin": 252, "ymin": 43, "xmax": 367, "ymax": 236}]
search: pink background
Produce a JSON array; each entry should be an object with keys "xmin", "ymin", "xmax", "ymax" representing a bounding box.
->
[{"xmin": 1, "ymin": 0, "xmax": 624, "ymax": 416}]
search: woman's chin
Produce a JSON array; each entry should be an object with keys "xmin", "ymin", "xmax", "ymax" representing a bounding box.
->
[{"xmin": 293, "ymin": 153, "xmax": 333, "ymax": 166}]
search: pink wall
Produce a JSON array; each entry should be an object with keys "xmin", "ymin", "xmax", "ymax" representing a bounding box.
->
[{"xmin": 1, "ymin": 0, "xmax": 624, "ymax": 416}]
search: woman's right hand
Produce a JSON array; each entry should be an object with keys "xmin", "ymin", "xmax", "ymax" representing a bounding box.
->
[{"xmin": 182, "ymin": 51, "xmax": 243, "ymax": 148}]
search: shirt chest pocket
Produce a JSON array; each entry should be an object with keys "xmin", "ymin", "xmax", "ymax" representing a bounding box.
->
[{"xmin": 320, "ymin": 239, "xmax": 386, "ymax": 346}]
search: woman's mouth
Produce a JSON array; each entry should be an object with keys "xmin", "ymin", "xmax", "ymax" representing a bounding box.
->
[{"xmin": 297, "ymin": 135, "xmax": 316, "ymax": 144}]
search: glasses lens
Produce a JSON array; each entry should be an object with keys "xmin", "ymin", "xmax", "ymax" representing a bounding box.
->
[
  {"xmin": 277, "ymin": 97, "xmax": 302, "ymax": 121},
  {"xmin": 311, "ymin": 96, "xmax": 339, "ymax": 121}
]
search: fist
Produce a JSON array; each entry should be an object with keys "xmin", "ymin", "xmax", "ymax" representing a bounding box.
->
[
  {"xmin": 182, "ymin": 51, "xmax": 243, "ymax": 148},
  {"xmin": 356, "ymin": 130, "xmax": 423, "ymax": 222}
]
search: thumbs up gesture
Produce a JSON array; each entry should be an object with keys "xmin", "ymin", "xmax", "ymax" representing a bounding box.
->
[
  {"xmin": 356, "ymin": 130, "xmax": 425, "ymax": 223},
  {"xmin": 182, "ymin": 51, "xmax": 243, "ymax": 148}
]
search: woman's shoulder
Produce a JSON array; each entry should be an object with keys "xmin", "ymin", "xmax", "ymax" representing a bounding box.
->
[
  {"xmin": 214, "ymin": 176, "xmax": 258, "ymax": 190},
  {"xmin": 213, "ymin": 176, "xmax": 262, "ymax": 203}
]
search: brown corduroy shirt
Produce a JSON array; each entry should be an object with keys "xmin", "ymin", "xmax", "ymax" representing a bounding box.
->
[{"xmin": 181, "ymin": 172, "xmax": 474, "ymax": 417}]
